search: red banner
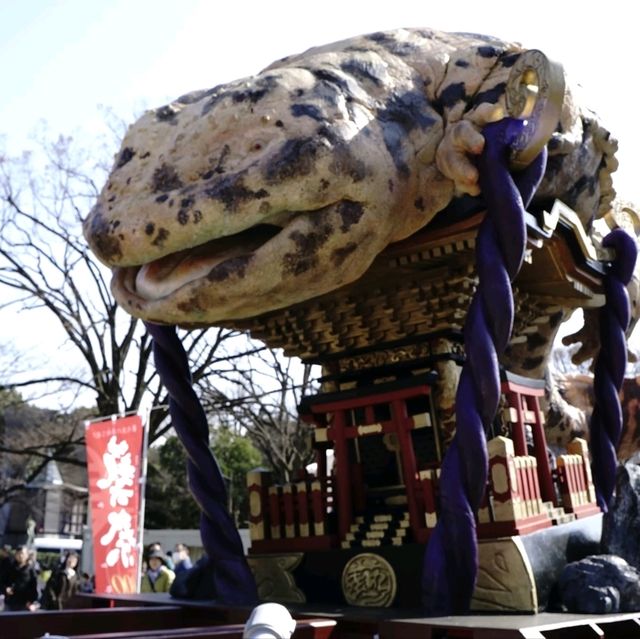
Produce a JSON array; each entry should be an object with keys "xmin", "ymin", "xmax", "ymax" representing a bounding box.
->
[{"xmin": 86, "ymin": 415, "xmax": 145, "ymax": 594}]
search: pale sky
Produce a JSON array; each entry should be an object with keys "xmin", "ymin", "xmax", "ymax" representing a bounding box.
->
[
  {"xmin": 1, "ymin": 0, "xmax": 638, "ymax": 208},
  {"xmin": 1, "ymin": 1, "xmax": 638, "ymax": 406}
]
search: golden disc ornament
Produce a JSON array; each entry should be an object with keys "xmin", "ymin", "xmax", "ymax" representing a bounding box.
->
[{"xmin": 341, "ymin": 553, "xmax": 397, "ymax": 607}]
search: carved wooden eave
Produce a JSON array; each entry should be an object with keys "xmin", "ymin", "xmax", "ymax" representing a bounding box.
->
[{"xmin": 228, "ymin": 199, "xmax": 606, "ymax": 365}]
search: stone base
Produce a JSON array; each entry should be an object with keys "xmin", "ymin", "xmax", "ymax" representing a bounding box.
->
[{"xmin": 248, "ymin": 514, "xmax": 603, "ymax": 612}]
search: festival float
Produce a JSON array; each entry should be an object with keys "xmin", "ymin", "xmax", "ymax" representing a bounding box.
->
[{"xmin": 82, "ymin": 27, "xmax": 639, "ymax": 620}]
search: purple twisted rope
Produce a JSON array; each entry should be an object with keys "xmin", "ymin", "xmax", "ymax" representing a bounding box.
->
[
  {"xmin": 589, "ymin": 229, "xmax": 637, "ymax": 511},
  {"xmin": 421, "ymin": 118, "xmax": 547, "ymax": 615},
  {"xmin": 145, "ymin": 322, "xmax": 258, "ymax": 605}
]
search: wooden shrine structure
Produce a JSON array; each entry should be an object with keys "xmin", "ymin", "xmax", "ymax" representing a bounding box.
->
[{"xmin": 235, "ymin": 199, "xmax": 606, "ymax": 612}]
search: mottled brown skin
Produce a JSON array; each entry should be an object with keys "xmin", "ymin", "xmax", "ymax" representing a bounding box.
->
[{"xmin": 83, "ymin": 28, "xmax": 617, "ymax": 326}]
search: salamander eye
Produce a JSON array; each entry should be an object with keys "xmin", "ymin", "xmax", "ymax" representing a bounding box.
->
[{"xmin": 249, "ymin": 139, "xmax": 269, "ymax": 152}]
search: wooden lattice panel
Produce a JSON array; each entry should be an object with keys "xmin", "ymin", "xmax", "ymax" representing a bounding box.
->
[{"xmin": 228, "ymin": 205, "xmax": 605, "ymax": 365}]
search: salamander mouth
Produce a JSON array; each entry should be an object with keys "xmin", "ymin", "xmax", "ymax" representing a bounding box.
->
[{"xmin": 117, "ymin": 222, "xmax": 287, "ymax": 302}]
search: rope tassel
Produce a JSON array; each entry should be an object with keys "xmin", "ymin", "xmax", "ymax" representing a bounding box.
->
[
  {"xmin": 422, "ymin": 118, "xmax": 546, "ymax": 615},
  {"xmin": 589, "ymin": 229, "xmax": 637, "ymax": 511},
  {"xmin": 145, "ymin": 321, "xmax": 259, "ymax": 605}
]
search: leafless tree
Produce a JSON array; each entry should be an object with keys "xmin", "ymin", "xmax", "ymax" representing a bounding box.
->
[
  {"xmin": 0, "ymin": 130, "xmax": 267, "ymax": 445},
  {"xmin": 200, "ymin": 346, "xmax": 320, "ymax": 483}
]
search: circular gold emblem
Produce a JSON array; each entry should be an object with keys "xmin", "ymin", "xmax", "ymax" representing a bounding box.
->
[{"xmin": 341, "ymin": 553, "xmax": 397, "ymax": 607}]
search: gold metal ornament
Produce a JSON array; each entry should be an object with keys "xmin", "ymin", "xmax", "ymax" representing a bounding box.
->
[
  {"xmin": 506, "ymin": 49, "xmax": 565, "ymax": 170},
  {"xmin": 341, "ymin": 553, "xmax": 397, "ymax": 607}
]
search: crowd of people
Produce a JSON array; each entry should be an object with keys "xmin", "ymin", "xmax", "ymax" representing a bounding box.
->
[
  {"xmin": 0, "ymin": 540, "xmax": 191, "ymax": 611},
  {"xmin": 0, "ymin": 545, "xmax": 93, "ymax": 611}
]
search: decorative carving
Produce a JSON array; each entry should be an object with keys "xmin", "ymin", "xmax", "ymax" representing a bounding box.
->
[
  {"xmin": 472, "ymin": 537, "xmax": 537, "ymax": 612},
  {"xmin": 247, "ymin": 553, "xmax": 306, "ymax": 604},
  {"xmin": 339, "ymin": 342, "xmax": 434, "ymax": 372},
  {"xmin": 341, "ymin": 553, "xmax": 397, "ymax": 607}
]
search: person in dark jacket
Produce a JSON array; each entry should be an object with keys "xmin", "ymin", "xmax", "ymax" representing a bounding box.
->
[
  {"xmin": 2, "ymin": 545, "xmax": 38, "ymax": 611},
  {"xmin": 41, "ymin": 551, "xmax": 79, "ymax": 610},
  {"xmin": 172, "ymin": 543, "xmax": 193, "ymax": 576}
]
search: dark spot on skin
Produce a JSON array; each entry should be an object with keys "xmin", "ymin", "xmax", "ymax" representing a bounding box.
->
[
  {"xmin": 455, "ymin": 59, "xmax": 470, "ymax": 68},
  {"xmin": 176, "ymin": 87, "xmax": 219, "ymax": 105},
  {"xmin": 380, "ymin": 91, "xmax": 437, "ymax": 132},
  {"xmin": 259, "ymin": 201, "xmax": 272, "ymax": 214},
  {"xmin": 522, "ymin": 356, "xmax": 544, "ymax": 370},
  {"xmin": 365, "ymin": 31, "xmax": 417, "ymax": 56},
  {"xmin": 388, "ymin": 179, "xmax": 394, "ymax": 193},
  {"xmin": 116, "ymin": 147, "xmax": 135, "ymax": 169},
  {"xmin": 207, "ymin": 255, "xmax": 252, "ymax": 282},
  {"xmin": 310, "ymin": 68, "xmax": 350, "ymax": 98},
  {"xmin": 542, "ymin": 153, "xmax": 564, "ymax": 178},
  {"xmin": 140, "ymin": 151, "xmax": 151, "ymax": 159},
  {"xmin": 316, "ymin": 125, "xmax": 341, "ymax": 145},
  {"xmin": 414, "ymin": 197, "xmax": 425, "ymax": 211},
  {"xmin": 107, "ymin": 195, "xmax": 116, "ymax": 203},
  {"xmin": 367, "ymin": 31, "xmax": 395, "ymax": 44},
  {"xmin": 477, "ymin": 45, "xmax": 500, "ymax": 58},
  {"xmin": 282, "ymin": 226, "xmax": 332, "ymax": 276},
  {"xmin": 527, "ymin": 332, "xmax": 548, "ymax": 350},
  {"xmin": 145, "ymin": 223, "xmax": 155, "ymax": 236},
  {"xmin": 439, "ymin": 83, "xmax": 467, "ymax": 109},
  {"xmin": 264, "ymin": 137, "xmax": 327, "ymax": 184},
  {"xmin": 202, "ymin": 145, "xmax": 230, "ymax": 179},
  {"xmin": 337, "ymin": 201, "xmax": 364, "ymax": 232},
  {"xmin": 152, "ymin": 163, "xmax": 183, "ymax": 193},
  {"xmin": 152, "ymin": 228, "xmax": 169, "ymax": 247},
  {"xmin": 329, "ymin": 143, "xmax": 368, "ymax": 183},
  {"xmin": 201, "ymin": 87, "xmax": 228, "ymax": 116},
  {"xmin": 181, "ymin": 197, "xmax": 195, "ymax": 209},
  {"xmin": 83, "ymin": 207, "xmax": 122, "ymax": 262},
  {"xmin": 205, "ymin": 173, "xmax": 270, "ymax": 211},
  {"xmin": 155, "ymin": 194, "xmax": 169, "ymax": 203},
  {"xmin": 344, "ymin": 46, "xmax": 372, "ymax": 54},
  {"xmin": 320, "ymin": 178, "xmax": 330, "ymax": 190},
  {"xmin": 417, "ymin": 29, "xmax": 435, "ymax": 40},
  {"xmin": 377, "ymin": 91, "xmax": 436, "ymax": 178},
  {"xmin": 177, "ymin": 210, "xmax": 189, "ymax": 225},
  {"xmin": 566, "ymin": 175, "xmax": 596, "ymax": 206},
  {"xmin": 291, "ymin": 104, "xmax": 324, "ymax": 121},
  {"xmin": 275, "ymin": 120, "xmax": 284, "ymax": 127},
  {"xmin": 332, "ymin": 242, "xmax": 358, "ymax": 266},
  {"xmin": 230, "ymin": 74, "xmax": 280, "ymax": 105},
  {"xmin": 473, "ymin": 82, "xmax": 507, "ymax": 106},
  {"xmin": 156, "ymin": 105, "xmax": 180, "ymax": 123},
  {"xmin": 547, "ymin": 137, "xmax": 562, "ymax": 153},
  {"xmin": 340, "ymin": 59, "xmax": 384, "ymax": 86},
  {"xmin": 500, "ymin": 53, "xmax": 519, "ymax": 68},
  {"xmin": 193, "ymin": 210, "xmax": 202, "ymax": 223},
  {"xmin": 177, "ymin": 296, "xmax": 205, "ymax": 314}
]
